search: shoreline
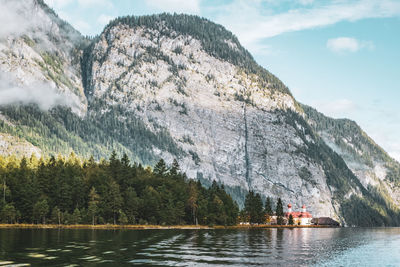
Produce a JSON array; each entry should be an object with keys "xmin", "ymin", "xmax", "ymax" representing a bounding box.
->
[{"xmin": 0, "ymin": 224, "xmax": 338, "ymax": 230}]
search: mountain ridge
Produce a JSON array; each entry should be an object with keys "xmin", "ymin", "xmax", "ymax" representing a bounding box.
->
[{"xmin": 0, "ymin": 0, "xmax": 399, "ymax": 226}]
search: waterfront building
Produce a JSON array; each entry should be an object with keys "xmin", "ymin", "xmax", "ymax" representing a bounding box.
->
[{"xmin": 284, "ymin": 204, "xmax": 313, "ymax": 225}]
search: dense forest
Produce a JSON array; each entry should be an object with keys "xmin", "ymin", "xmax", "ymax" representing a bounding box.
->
[
  {"xmin": 0, "ymin": 104, "xmax": 182, "ymax": 165},
  {"xmin": 0, "ymin": 152, "xmax": 238, "ymax": 226}
]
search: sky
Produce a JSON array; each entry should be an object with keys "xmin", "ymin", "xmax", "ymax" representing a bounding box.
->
[{"xmin": 44, "ymin": 0, "xmax": 400, "ymax": 161}]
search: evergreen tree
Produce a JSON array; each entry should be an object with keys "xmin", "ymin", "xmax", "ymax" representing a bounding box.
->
[
  {"xmin": 1, "ymin": 204, "xmax": 16, "ymax": 224},
  {"xmin": 88, "ymin": 187, "xmax": 100, "ymax": 225},
  {"xmin": 265, "ymin": 197, "xmax": 273, "ymax": 215},
  {"xmin": 276, "ymin": 198, "xmax": 284, "ymax": 216},
  {"xmin": 276, "ymin": 198, "xmax": 284, "ymax": 225},
  {"xmin": 153, "ymin": 159, "xmax": 168, "ymax": 176},
  {"xmin": 118, "ymin": 210, "xmax": 128, "ymax": 225},
  {"xmin": 124, "ymin": 187, "xmax": 139, "ymax": 224},
  {"xmin": 106, "ymin": 180, "xmax": 123, "ymax": 225},
  {"xmin": 33, "ymin": 199, "xmax": 49, "ymax": 224},
  {"xmin": 244, "ymin": 191, "xmax": 254, "ymax": 223},
  {"xmin": 254, "ymin": 193, "xmax": 264, "ymax": 224},
  {"xmin": 288, "ymin": 214, "xmax": 294, "ymax": 225},
  {"xmin": 141, "ymin": 186, "xmax": 161, "ymax": 224},
  {"xmin": 72, "ymin": 208, "xmax": 82, "ymax": 224},
  {"xmin": 244, "ymin": 191, "xmax": 264, "ymax": 224},
  {"xmin": 187, "ymin": 181, "xmax": 198, "ymax": 225},
  {"xmin": 169, "ymin": 159, "xmax": 180, "ymax": 177},
  {"xmin": 51, "ymin": 206, "xmax": 61, "ymax": 225},
  {"xmin": 121, "ymin": 153, "xmax": 130, "ymax": 167},
  {"xmin": 108, "ymin": 150, "xmax": 121, "ymax": 183}
]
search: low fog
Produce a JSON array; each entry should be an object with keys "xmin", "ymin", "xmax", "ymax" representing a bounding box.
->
[
  {"xmin": 0, "ymin": 0, "xmax": 84, "ymax": 112},
  {"xmin": 0, "ymin": 72, "xmax": 78, "ymax": 110},
  {"xmin": 0, "ymin": 0, "xmax": 37, "ymax": 39}
]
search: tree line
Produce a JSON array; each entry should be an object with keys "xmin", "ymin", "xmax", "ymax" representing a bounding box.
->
[
  {"xmin": 0, "ymin": 152, "xmax": 238, "ymax": 226},
  {"xmin": 241, "ymin": 191, "xmax": 293, "ymax": 225}
]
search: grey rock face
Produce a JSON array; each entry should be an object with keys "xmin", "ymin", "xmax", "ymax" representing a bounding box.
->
[{"xmin": 84, "ymin": 24, "xmax": 338, "ymax": 218}]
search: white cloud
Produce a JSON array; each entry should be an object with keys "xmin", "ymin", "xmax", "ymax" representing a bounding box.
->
[
  {"xmin": 387, "ymin": 142, "xmax": 400, "ymax": 162},
  {"xmin": 329, "ymin": 99, "xmax": 357, "ymax": 113},
  {"xmin": 71, "ymin": 20, "xmax": 91, "ymax": 33},
  {"xmin": 314, "ymin": 99, "xmax": 358, "ymax": 118},
  {"xmin": 366, "ymin": 128, "xmax": 400, "ymax": 163},
  {"xmin": 327, "ymin": 37, "xmax": 374, "ymax": 53},
  {"xmin": 0, "ymin": 0, "xmax": 35, "ymax": 38},
  {"xmin": 390, "ymin": 151, "xmax": 400, "ymax": 162},
  {"xmin": 327, "ymin": 37, "xmax": 360, "ymax": 53},
  {"xmin": 0, "ymin": 72, "xmax": 77, "ymax": 111},
  {"xmin": 298, "ymin": 0, "xmax": 314, "ymax": 5},
  {"xmin": 77, "ymin": 0, "xmax": 113, "ymax": 8},
  {"xmin": 44, "ymin": 0, "xmax": 73, "ymax": 9},
  {"xmin": 145, "ymin": 0, "xmax": 201, "ymax": 14},
  {"xmin": 97, "ymin": 14, "xmax": 114, "ymax": 26},
  {"xmin": 215, "ymin": 0, "xmax": 400, "ymax": 48},
  {"xmin": 56, "ymin": 10, "xmax": 93, "ymax": 35},
  {"xmin": 245, "ymin": 42, "xmax": 274, "ymax": 56}
]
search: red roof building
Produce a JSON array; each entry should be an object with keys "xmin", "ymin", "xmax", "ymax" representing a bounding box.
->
[{"xmin": 285, "ymin": 204, "xmax": 313, "ymax": 225}]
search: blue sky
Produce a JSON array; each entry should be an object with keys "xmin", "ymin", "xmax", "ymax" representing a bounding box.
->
[{"xmin": 44, "ymin": 0, "xmax": 400, "ymax": 161}]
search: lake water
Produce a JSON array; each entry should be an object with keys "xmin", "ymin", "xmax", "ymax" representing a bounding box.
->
[{"xmin": 0, "ymin": 228, "xmax": 399, "ymax": 266}]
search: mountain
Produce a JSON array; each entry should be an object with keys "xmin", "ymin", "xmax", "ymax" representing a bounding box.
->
[
  {"xmin": 302, "ymin": 105, "xmax": 400, "ymax": 226},
  {"xmin": 0, "ymin": 0, "xmax": 399, "ymax": 226}
]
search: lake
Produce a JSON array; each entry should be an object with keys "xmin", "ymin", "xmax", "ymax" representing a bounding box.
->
[{"xmin": 0, "ymin": 228, "xmax": 399, "ymax": 266}]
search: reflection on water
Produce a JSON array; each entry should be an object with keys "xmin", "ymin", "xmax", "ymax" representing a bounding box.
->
[{"xmin": 0, "ymin": 228, "xmax": 399, "ymax": 266}]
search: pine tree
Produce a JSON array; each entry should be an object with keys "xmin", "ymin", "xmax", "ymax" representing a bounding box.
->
[
  {"xmin": 141, "ymin": 186, "xmax": 161, "ymax": 224},
  {"xmin": 118, "ymin": 210, "xmax": 128, "ymax": 225},
  {"xmin": 1, "ymin": 204, "xmax": 16, "ymax": 224},
  {"xmin": 108, "ymin": 150, "xmax": 121, "ymax": 182},
  {"xmin": 72, "ymin": 208, "xmax": 82, "ymax": 224},
  {"xmin": 169, "ymin": 159, "xmax": 180, "ymax": 177},
  {"xmin": 51, "ymin": 206, "xmax": 61, "ymax": 225},
  {"xmin": 124, "ymin": 187, "xmax": 139, "ymax": 224},
  {"xmin": 276, "ymin": 198, "xmax": 284, "ymax": 216},
  {"xmin": 33, "ymin": 199, "xmax": 49, "ymax": 224},
  {"xmin": 107, "ymin": 180, "xmax": 123, "ymax": 225},
  {"xmin": 88, "ymin": 187, "xmax": 99, "ymax": 225},
  {"xmin": 244, "ymin": 191, "xmax": 264, "ymax": 224},
  {"xmin": 154, "ymin": 159, "xmax": 168, "ymax": 176},
  {"xmin": 265, "ymin": 197, "xmax": 273, "ymax": 216},
  {"xmin": 187, "ymin": 181, "xmax": 198, "ymax": 225},
  {"xmin": 254, "ymin": 193, "xmax": 264, "ymax": 224},
  {"xmin": 276, "ymin": 198, "xmax": 284, "ymax": 225},
  {"xmin": 121, "ymin": 153, "xmax": 130, "ymax": 167},
  {"xmin": 288, "ymin": 214, "xmax": 294, "ymax": 225}
]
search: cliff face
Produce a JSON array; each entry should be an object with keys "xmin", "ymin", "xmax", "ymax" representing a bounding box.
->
[{"xmin": 0, "ymin": 4, "xmax": 399, "ymax": 225}]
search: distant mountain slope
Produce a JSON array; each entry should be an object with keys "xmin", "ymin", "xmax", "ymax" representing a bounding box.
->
[
  {"xmin": 302, "ymin": 104, "xmax": 400, "ymax": 206},
  {"xmin": 0, "ymin": 1, "xmax": 399, "ymax": 226}
]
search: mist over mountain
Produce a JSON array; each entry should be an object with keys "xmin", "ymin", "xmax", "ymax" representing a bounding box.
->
[{"xmin": 1, "ymin": 0, "xmax": 400, "ymax": 226}]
